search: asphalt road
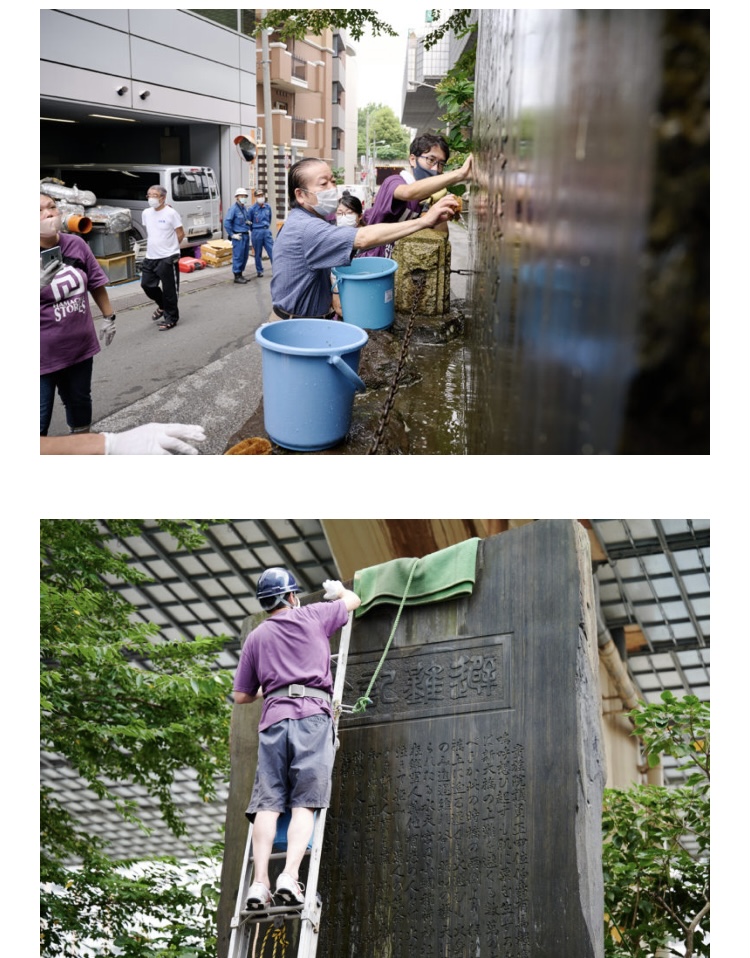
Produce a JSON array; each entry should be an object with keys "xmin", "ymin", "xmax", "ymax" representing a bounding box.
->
[
  {"xmin": 44, "ymin": 222, "xmax": 470, "ymax": 455},
  {"xmin": 46, "ymin": 261, "xmax": 273, "ymax": 455}
]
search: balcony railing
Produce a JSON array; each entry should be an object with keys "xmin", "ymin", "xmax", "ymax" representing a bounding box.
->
[{"xmin": 291, "ymin": 55, "xmax": 307, "ymax": 83}]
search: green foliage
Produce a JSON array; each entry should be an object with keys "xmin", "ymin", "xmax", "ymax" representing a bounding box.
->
[
  {"xmin": 602, "ymin": 692, "xmax": 710, "ymax": 958},
  {"xmin": 41, "ymin": 851, "xmax": 222, "ymax": 958},
  {"xmin": 257, "ymin": 8, "xmax": 397, "ymax": 42},
  {"xmin": 358, "ymin": 104, "xmax": 411, "ymax": 162},
  {"xmin": 422, "ymin": 10, "xmax": 476, "ymax": 51},
  {"xmin": 40, "ymin": 520, "xmax": 233, "ymax": 955},
  {"xmin": 435, "ymin": 38, "xmax": 476, "ymax": 176},
  {"xmin": 255, "ymin": 7, "xmax": 474, "ymax": 51}
]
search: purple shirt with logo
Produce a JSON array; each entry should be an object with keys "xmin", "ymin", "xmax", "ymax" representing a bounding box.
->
[
  {"xmin": 233, "ymin": 599, "xmax": 349, "ymax": 732},
  {"xmin": 40, "ymin": 233, "xmax": 108, "ymax": 375}
]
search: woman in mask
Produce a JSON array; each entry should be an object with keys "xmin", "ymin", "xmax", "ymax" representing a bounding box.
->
[
  {"xmin": 360, "ymin": 134, "xmax": 472, "ymax": 259},
  {"xmin": 335, "ymin": 192, "xmax": 365, "ymax": 229},
  {"xmin": 40, "ymin": 192, "xmax": 116, "ymax": 437},
  {"xmin": 270, "ymin": 158, "xmax": 461, "ymax": 320}
]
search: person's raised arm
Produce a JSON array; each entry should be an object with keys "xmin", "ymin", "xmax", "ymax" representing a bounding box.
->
[
  {"xmin": 322, "ymin": 579, "xmax": 362, "ymax": 612},
  {"xmin": 352, "ymin": 194, "xmax": 460, "ymax": 251},
  {"xmin": 393, "ymin": 154, "xmax": 473, "ymax": 204}
]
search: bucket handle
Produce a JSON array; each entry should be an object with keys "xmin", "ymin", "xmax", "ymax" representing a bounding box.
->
[{"xmin": 328, "ymin": 354, "xmax": 366, "ymax": 393}]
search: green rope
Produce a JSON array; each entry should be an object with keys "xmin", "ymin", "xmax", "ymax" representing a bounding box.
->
[{"xmin": 352, "ymin": 558, "xmax": 419, "ymax": 714}]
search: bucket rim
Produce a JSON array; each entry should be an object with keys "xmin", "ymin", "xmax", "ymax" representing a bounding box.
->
[
  {"xmin": 332, "ymin": 256, "xmax": 399, "ymax": 279},
  {"xmin": 256, "ymin": 317, "xmax": 369, "ymax": 356}
]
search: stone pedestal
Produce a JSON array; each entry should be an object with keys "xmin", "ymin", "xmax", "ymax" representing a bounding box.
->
[
  {"xmin": 392, "ymin": 230, "xmax": 451, "ymax": 316},
  {"xmin": 318, "ymin": 521, "xmax": 605, "ymax": 956}
]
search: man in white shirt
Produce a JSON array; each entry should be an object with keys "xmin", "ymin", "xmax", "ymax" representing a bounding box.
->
[{"xmin": 141, "ymin": 185, "xmax": 185, "ymax": 331}]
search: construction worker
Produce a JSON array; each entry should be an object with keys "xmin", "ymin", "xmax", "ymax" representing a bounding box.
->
[
  {"xmin": 233, "ymin": 568, "xmax": 361, "ymax": 909},
  {"xmin": 247, "ymin": 190, "xmax": 274, "ymax": 278},
  {"xmin": 224, "ymin": 187, "xmax": 252, "ymax": 283}
]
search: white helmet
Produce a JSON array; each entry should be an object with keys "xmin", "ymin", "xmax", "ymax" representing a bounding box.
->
[{"xmin": 234, "ymin": 187, "xmax": 249, "ymax": 197}]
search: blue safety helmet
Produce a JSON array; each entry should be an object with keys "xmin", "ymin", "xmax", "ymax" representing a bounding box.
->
[{"xmin": 256, "ymin": 567, "xmax": 301, "ymax": 610}]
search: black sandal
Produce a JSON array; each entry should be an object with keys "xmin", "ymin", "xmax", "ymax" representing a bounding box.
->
[
  {"xmin": 152, "ymin": 308, "xmax": 164, "ymax": 321},
  {"xmin": 157, "ymin": 319, "xmax": 178, "ymax": 331}
]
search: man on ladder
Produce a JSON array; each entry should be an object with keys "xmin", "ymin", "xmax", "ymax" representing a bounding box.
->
[{"xmin": 232, "ymin": 567, "xmax": 361, "ymax": 911}]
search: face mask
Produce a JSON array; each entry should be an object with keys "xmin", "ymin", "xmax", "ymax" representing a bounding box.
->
[
  {"xmin": 40, "ymin": 214, "xmax": 62, "ymax": 237},
  {"xmin": 336, "ymin": 213, "xmax": 358, "ymax": 227},
  {"xmin": 304, "ymin": 187, "xmax": 339, "ymax": 216},
  {"xmin": 413, "ymin": 161, "xmax": 440, "ymax": 181},
  {"xmin": 147, "ymin": 197, "xmax": 161, "ymax": 208},
  {"xmin": 237, "ymin": 197, "xmax": 246, "ymax": 205},
  {"xmin": 257, "ymin": 200, "xmax": 265, "ymax": 206}
]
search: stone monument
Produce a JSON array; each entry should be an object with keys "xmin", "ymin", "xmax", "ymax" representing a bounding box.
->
[{"xmin": 219, "ymin": 521, "xmax": 605, "ymax": 957}]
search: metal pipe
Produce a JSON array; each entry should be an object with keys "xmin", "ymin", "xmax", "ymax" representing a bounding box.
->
[
  {"xmin": 594, "ymin": 577, "xmax": 640, "ymax": 712},
  {"xmin": 260, "ymin": 11, "xmax": 278, "ymax": 239},
  {"xmin": 40, "ymin": 180, "xmax": 97, "ymax": 207}
]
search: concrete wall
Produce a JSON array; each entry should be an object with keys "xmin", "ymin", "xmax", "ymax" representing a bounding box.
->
[{"xmin": 467, "ymin": 9, "xmax": 709, "ymax": 454}]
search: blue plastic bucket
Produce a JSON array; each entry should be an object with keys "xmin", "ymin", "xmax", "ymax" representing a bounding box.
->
[
  {"xmin": 255, "ymin": 318, "xmax": 368, "ymax": 451},
  {"xmin": 332, "ymin": 256, "xmax": 399, "ymax": 330},
  {"xmin": 273, "ymin": 810, "xmax": 315, "ymax": 851}
]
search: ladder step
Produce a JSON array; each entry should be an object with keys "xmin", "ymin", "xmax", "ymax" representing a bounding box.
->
[{"xmin": 241, "ymin": 903, "xmax": 304, "ymax": 920}]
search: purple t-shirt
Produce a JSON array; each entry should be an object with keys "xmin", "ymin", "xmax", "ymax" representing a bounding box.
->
[
  {"xmin": 360, "ymin": 173, "xmax": 422, "ymax": 258},
  {"xmin": 234, "ymin": 600, "xmax": 349, "ymax": 731},
  {"xmin": 40, "ymin": 233, "xmax": 109, "ymax": 375}
]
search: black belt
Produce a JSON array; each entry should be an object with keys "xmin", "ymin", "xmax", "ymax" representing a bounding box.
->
[
  {"xmin": 273, "ymin": 305, "xmax": 336, "ymax": 320},
  {"xmin": 264, "ymin": 684, "xmax": 332, "ymax": 703}
]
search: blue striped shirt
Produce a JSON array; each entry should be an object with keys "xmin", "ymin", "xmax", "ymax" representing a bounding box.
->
[{"xmin": 270, "ymin": 207, "xmax": 358, "ymax": 316}]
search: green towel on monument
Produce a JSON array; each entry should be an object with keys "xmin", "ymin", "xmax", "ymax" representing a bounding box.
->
[{"xmin": 353, "ymin": 537, "xmax": 480, "ymax": 617}]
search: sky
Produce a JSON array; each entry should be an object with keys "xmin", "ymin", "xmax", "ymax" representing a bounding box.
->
[{"xmin": 350, "ymin": 7, "xmax": 434, "ymax": 118}]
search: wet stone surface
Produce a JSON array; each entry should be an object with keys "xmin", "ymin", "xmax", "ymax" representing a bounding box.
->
[{"xmin": 224, "ymin": 302, "xmax": 468, "ymax": 455}]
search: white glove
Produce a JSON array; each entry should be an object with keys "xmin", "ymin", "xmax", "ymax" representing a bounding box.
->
[
  {"xmin": 99, "ymin": 316, "xmax": 116, "ymax": 347},
  {"xmin": 40, "ymin": 259, "xmax": 62, "ymax": 288},
  {"xmin": 322, "ymin": 579, "xmax": 345, "ymax": 600},
  {"xmin": 231, "ymin": 233, "xmax": 242, "ymax": 240},
  {"xmin": 104, "ymin": 423, "xmax": 206, "ymax": 455}
]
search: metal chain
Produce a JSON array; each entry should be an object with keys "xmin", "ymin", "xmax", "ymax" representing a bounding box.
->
[{"xmin": 367, "ymin": 269, "xmax": 427, "ymax": 455}]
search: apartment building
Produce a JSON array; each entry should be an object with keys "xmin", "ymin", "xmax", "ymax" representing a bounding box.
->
[{"xmin": 258, "ymin": 27, "xmax": 357, "ymax": 177}]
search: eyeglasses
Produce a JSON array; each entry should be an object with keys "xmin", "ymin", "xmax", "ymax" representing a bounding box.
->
[{"xmin": 418, "ymin": 154, "xmax": 446, "ymax": 171}]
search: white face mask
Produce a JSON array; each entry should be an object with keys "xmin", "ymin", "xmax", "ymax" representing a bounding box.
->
[
  {"xmin": 40, "ymin": 214, "xmax": 62, "ymax": 237},
  {"xmin": 336, "ymin": 213, "xmax": 358, "ymax": 227},
  {"xmin": 304, "ymin": 187, "xmax": 339, "ymax": 216},
  {"xmin": 237, "ymin": 197, "xmax": 246, "ymax": 205},
  {"xmin": 147, "ymin": 197, "xmax": 161, "ymax": 208}
]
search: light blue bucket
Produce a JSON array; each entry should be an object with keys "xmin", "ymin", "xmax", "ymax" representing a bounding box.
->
[
  {"xmin": 273, "ymin": 809, "xmax": 315, "ymax": 851},
  {"xmin": 255, "ymin": 318, "xmax": 368, "ymax": 451},
  {"xmin": 332, "ymin": 256, "xmax": 399, "ymax": 330}
]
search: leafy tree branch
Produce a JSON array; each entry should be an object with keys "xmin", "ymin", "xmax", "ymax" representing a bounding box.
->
[
  {"xmin": 40, "ymin": 520, "xmax": 233, "ymax": 957},
  {"xmin": 602, "ymin": 692, "xmax": 710, "ymax": 958}
]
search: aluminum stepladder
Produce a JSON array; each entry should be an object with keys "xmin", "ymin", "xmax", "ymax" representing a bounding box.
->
[{"xmin": 227, "ymin": 611, "xmax": 355, "ymax": 958}]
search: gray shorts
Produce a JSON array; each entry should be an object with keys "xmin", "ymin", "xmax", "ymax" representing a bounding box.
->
[{"xmin": 246, "ymin": 714, "xmax": 335, "ymax": 821}]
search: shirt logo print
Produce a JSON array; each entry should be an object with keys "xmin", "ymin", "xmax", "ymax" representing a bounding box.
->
[{"xmin": 50, "ymin": 265, "xmax": 85, "ymax": 302}]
